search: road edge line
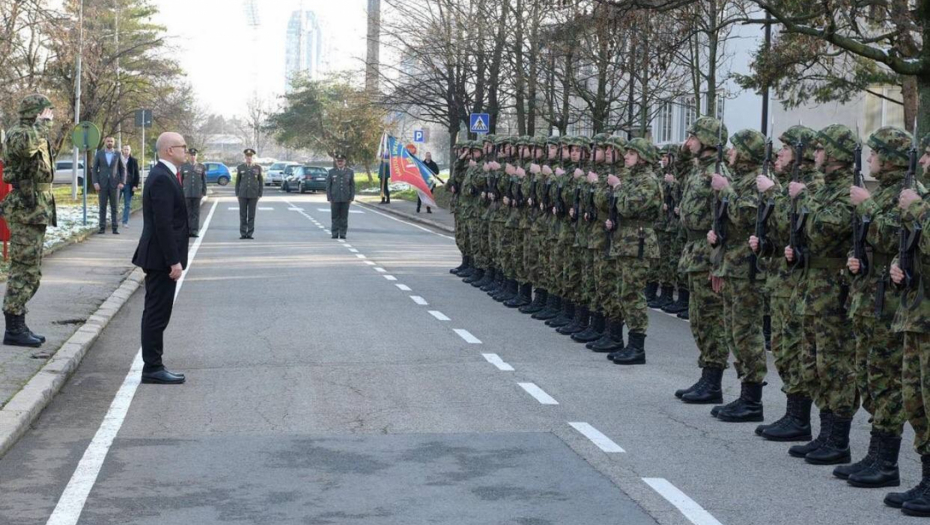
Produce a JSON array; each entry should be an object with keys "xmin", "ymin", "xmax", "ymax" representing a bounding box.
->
[{"xmin": 355, "ymin": 201, "xmax": 455, "ymax": 234}]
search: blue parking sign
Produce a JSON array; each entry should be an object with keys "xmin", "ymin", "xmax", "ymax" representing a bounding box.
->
[
  {"xmin": 413, "ymin": 130, "xmax": 425, "ymax": 143},
  {"xmin": 470, "ymin": 113, "xmax": 490, "ymax": 134}
]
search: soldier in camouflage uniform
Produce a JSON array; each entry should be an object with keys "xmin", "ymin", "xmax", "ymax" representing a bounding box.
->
[
  {"xmin": 509, "ymin": 137, "xmax": 542, "ymax": 309},
  {"xmin": 489, "ymin": 137, "xmax": 515, "ymax": 301},
  {"xmin": 543, "ymin": 137, "xmax": 579, "ymax": 327},
  {"xmin": 468, "ymin": 136, "xmax": 497, "ymax": 287},
  {"xmin": 605, "ymin": 138, "xmax": 662, "ymax": 364},
  {"xmin": 588, "ymin": 136, "xmax": 628, "ymax": 352},
  {"xmin": 838, "ymin": 126, "xmax": 916, "ymax": 489},
  {"xmin": 518, "ymin": 137, "xmax": 549, "ymax": 314},
  {"xmin": 650, "ymin": 144, "xmax": 680, "ymax": 309},
  {"xmin": 663, "ymin": 145, "xmax": 693, "ymax": 317},
  {"xmin": 449, "ymin": 139, "xmax": 473, "ymax": 275},
  {"xmin": 532, "ymin": 137, "xmax": 564, "ymax": 320},
  {"xmin": 887, "ymin": 131, "xmax": 930, "ymax": 515},
  {"xmin": 707, "ymin": 129, "xmax": 767, "ymax": 422},
  {"xmin": 675, "ymin": 117, "xmax": 730, "ymax": 404},
  {"xmin": 782, "ymin": 124, "xmax": 856, "ymax": 465},
  {"xmin": 1, "ymin": 94, "xmax": 58, "ymax": 348},
  {"xmin": 752, "ymin": 125, "xmax": 818, "ymax": 443},
  {"xmin": 502, "ymin": 137, "xmax": 532, "ymax": 307},
  {"xmin": 461, "ymin": 141, "xmax": 488, "ymax": 284},
  {"xmin": 554, "ymin": 137, "xmax": 593, "ymax": 334}
]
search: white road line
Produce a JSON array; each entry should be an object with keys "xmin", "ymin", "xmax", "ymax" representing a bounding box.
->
[
  {"xmin": 384, "ymin": 275, "xmax": 397, "ymax": 281},
  {"xmin": 518, "ymin": 383, "xmax": 558, "ymax": 405},
  {"xmin": 358, "ymin": 203, "xmax": 454, "ymax": 240},
  {"xmin": 258, "ymin": 207, "xmax": 274, "ymax": 210},
  {"xmin": 482, "ymin": 353, "xmax": 514, "ymax": 371},
  {"xmin": 287, "ymin": 207, "xmax": 304, "ymax": 211},
  {"xmin": 411, "ymin": 295, "xmax": 429, "ymax": 305},
  {"xmin": 453, "ymin": 328, "xmax": 481, "ymax": 344},
  {"xmin": 642, "ymin": 478, "xmax": 724, "ymax": 525},
  {"xmin": 228, "ymin": 207, "xmax": 239, "ymax": 210},
  {"xmin": 349, "ymin": 248, "xmax": 359, "ymax": 253},
  {"xmin": 568, "ymin": 422, "xmax": 626, "ymax": 453},
  {"xmin": 428, "ymin": 310, "xmax": 451, "ymax": 321},
  {"xmin": 45, "ymin": 200, "xmax": 220, "ymax": 525},
  {"xmin": 316, "ymin": 208, "xmax": 365, "ymax": 214},
  {"xmin": 396, "ymin": 284, "xmax": 412, "ymax": 291},
  {"xmin": 343, "ymin": 244, "xmax": 352, "ymax": 248},
  {"xmin": 355, "ymin": 254, "xmax": 366, "ymax": 259},
  {"xmin": 374, "ymin": 267, "xmax": 387, "ymax": 273},
  {"xmin": 364, "ymin": 261, "xmax": 376, "ymax": 266}
]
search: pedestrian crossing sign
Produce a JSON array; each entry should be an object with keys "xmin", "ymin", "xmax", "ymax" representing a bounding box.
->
[{"xmin": 470, "ymin": 113, "xmax": 490, "ymax": 134}]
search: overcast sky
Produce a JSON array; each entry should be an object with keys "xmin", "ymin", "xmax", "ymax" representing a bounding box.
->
[{"xmin": 152, "ymin": 0, "xmax": 369, "ymax": 118}]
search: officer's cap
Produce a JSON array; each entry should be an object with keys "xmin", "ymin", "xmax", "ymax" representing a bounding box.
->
[
  {"xmin": 243, "ymin": 148, "xmax": 256, "ymax": 156},
  {"xmin": 334, "ymin": 153, "xmax": 347, "ymax": 160},
  {"xmin": 188, "ymin": 148, "xmax": 199, "ymax": 155}
]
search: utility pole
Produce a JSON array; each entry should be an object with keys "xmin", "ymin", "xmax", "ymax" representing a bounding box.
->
[
  {"xmin": 72, "ymin": 0, "xmax": 84, "ymax": 201},
  {"xmin": 365, "ymin": 0, "xmax": 380, "ymax": 92},
  {"xmin": 760, "ymin": 11, "xmax": 771, "ymax": 136},
  {"xmin": 115, "ymin": 0, "xmax": 121, "ymax": 148}
]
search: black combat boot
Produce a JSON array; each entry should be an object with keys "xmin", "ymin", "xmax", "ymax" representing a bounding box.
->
[
  {"xmin": 590, "ymin": 318, "xmax": 625, "ymax": 352},
  {"xmin": 451, "ymin": 255, "xmax": 468, "ymax": 275},
  {"xmin": 520, "ymin": 288, "xmax": 547, "ymax": 314},
  {"xmin": 805, "ymin": 416, "xmax": 852, "ymax": 465},
  {"xmin": 534, "ymin": 295, "xmax": 561, "ymax": 320},
  {"xmin": 763, "ymin": 314, "xmax": 772, "ymax": 352},
  {"xmin": 611, "ymin": 332, "xmax": 646, "ymax": 365},
  {"xmin": 547, "ymin": 301, "xmax": 574, "ymax": 328},
  {"xmin": 494, "ymin": 278, "xmax": 515, "ymax": 302},
  {"xmin": 756, "ymin": 393, "xmax": 789, "ymax": 435},
  {"xmin": 677, "ymin": 309, "xmax": 690, "ymax": 320},
  {"xmin": 650, "ymin": 284, "xmax": 675, "ymax": 309},
  {"xmin": 573, "ymin": 311, "xmax": 605, "ymax": 343},
  {"xmin": 458, "ymin": 258, "xmax": 476, "ymax": 279},
  {"xmin": 681, "ymin": 367, "xmax": 723, "ymax": 404},
  {"xmin": 834, "ymin": 430, "xmax": 880, "ymax": 480},
  {"xmin": 716, "ymin": 382, "xmax": 764, "ymax": 422},
  {"xmin": 3, "ymin": 313, "xmax": 42, "ymax": 348},
  {"xmin": 663, "ymin": 287, "xmax": 689, "ymax": 314},
  {"xmin": 557, "ymin": 306, "xmax": 588, "ymax": 335},
  {"xmin": 644, "ymin": 282, "xmax": 659, "ymax": 303},
  {"xmin": 464, "ymin": 267, "xmax": 485, "ymax": 285},
  {"xmin": 762, "ymin": 394, "xmax": 813, "ymax": 441},
  {"xmin": 887, "ymin": 454, "xmax": 930, "ymax": 510},
  {"xmin": 505, "ymin": 283, "xmax": 531, "ymax": 308},
  {"xmin": 483, "ymin": 269, "xmax": 503, "ymax": 293},
  {"xmin": 789, "ymin": 410, "xmax": 833, "ymax": 458},
  {"xmin": 22, "ymin": 317, "xmax": 46, "ymax": 344},
  {"xmin": 676, "ymin": 368, "xmax": 709, "ymax": 399},
  {"xmin": 848, "ymin": 432, "xmax": 901, "ymax": 488}
]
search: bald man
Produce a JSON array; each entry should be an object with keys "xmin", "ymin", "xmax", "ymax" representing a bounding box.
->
[{"xmin": 131, "ymin": 132, "xmax": 190, "ymax": 385}]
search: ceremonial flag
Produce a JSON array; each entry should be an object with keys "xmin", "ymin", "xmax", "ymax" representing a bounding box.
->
[{"xmin": 384, "ymin": 134, "xmax": 437, "ymax": 207}]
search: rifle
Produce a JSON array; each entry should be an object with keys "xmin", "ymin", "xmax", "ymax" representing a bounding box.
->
[
  {"xmin": 897, "ymin": 120, "xmax": 922, "ymax": 304},
  {"xmin": 788, "ymin": 138, "xmax": 809, "ymax": 270},
  {"xmin": 572, "ymin": 186, "xmax": 582, "ymax": 223},
  {"xmin": 517, "ymin": 178, "xmax": 527, "ymax": 209},
  {"xmin": 664, "ymin": 152, "xmax": 677, "ymax": 223},
  {"xmin": 711, "ymin": 125, "xmax": 728, "ymax": 257},
  {"xmin": 506, "ymin": 175, "xmax": 515, "ymax": 209},
  {"xmin": 587, "ymin": 186, "xmax": 597, "ymax": 223},
  {"xmin": 605, "ymin": 187, "xmax": 618, "ymax": 257},
  {"xmin": 750, "ymin": 137, "xmax": 775, "ymax": 282},
  {"xmin": 851, "ymin": 128, "xmax": 872, "ymax": 290}
]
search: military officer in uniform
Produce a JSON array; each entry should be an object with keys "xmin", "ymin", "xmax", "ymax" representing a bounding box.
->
[
  {"xmin": 235, "ymin": 148, "xmax": 263, "ymax": 239},
  {"xmin": 2, "ymin": 94, "xmax": 58, "ymax": 349},
  {"xmin": 326, "ymin": 153, "xmax": 355, "ymax": 239},
  {"xmin": 180, "ymin": 148, "xmax": 207, "ymax": 237}
]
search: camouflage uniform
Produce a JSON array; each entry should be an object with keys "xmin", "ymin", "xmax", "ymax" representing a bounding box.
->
[
  {"xmin": 449, "ymin": 140, "xmax": 471, "ymax": 267},
  {"xmin": 546, "ymin": 139, "xmax": 579, "ymax": 321},
  {"xmin": 2, "ymin": 95, "xmax": 57, "ymax": 318},
  {"xmin": 460, "ymin": 143, "xmax": 486, "ymax": 272},
  {"xmin": 652, "ymin": 144, "xmax": 681, "ymax": 303}
]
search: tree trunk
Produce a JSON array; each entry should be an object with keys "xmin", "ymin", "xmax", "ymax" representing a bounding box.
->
[
  {"xmin": 704, "ymin": 0, "xmax": 718, "ymax": 119},
  {"xmin": 513, "ymin": 0, "xmax": 527, "ymax": 135}
]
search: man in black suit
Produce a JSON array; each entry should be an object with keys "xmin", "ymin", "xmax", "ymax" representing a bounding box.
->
[
  {"xmin": 132, "ymin": 132, "xmax": 190, "ymax": 385},
  {"xmin": 92, "ymin": 136, "xmax": 126, "ymax": 234},
  {"xmin": 120, "ymin": 144, "xmax": 140, "ymax": 228}
]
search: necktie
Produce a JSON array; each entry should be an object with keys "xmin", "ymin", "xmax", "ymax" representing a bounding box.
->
[{"xmin": 176, "ymin": 170, "xmax": 182, "ymax": 185}]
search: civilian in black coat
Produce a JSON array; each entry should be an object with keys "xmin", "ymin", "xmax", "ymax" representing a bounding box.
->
[
  {"xmin": 132, "ymin": 132, "xmax": 190, "ymax": 385},
  {"xmin": 417, "ymin": 152, "xmax": 441, "ymax": 213},
  {"xmin": 120, "ymin": 144, "xmax": 141, "ymax": 227}
]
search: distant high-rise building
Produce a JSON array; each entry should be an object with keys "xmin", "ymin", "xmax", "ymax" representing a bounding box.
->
[{"xmin": 285, "ymin": 10, "xmax": 323, "ymax": 91}]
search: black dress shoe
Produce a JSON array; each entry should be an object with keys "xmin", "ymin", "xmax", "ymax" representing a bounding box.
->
[
  {"xmin": 332, "ymin": 234, "xmax": 338, "ymax": 239},
  {"xmin": 339, "ymin": 235, "xmax": 346, "ymax": 239},
  {"xmin": 240, "ymin": 235, "xmax": 247, "ymax": 239},
  {"xmin": 141, "ymin": 369, "xmax": 186, "ymax": 384},
  {"xmin": 97, "ymin": 229, "xmax": 106, "ymax": 234},
  {"xmin": 112, "ymin": 230, "xmax": 120, "ymax": 235}
]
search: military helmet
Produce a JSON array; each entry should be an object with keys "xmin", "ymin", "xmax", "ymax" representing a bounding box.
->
[
  {"xmin": 494, "ymin": 135, "xmax": 513, "ymax": 146},
  {"xmin": 606, "ymin": 136, "xmax": 628, "ymax": 151},
  {"xmin": 687, "ymin": 117, "xmax": 728, "ymax": 149},
  {"xmin": 19, "ymin": 94, "xmax": 54, "ymax": 119},
  {"xmin": 482, "ymin": 133, "xmax": 497, "ymax": 144},
  {"xmin": 626, "ymin": 138, "xmax": 659, "ymax": 164},
  {"xmin": 469, "ymin": 140, "xmax": 483, "ymax": 151},
  {"xmin": 779, "ymin": 125, "xmax": 817, "ymax": 162},
  {"xmin": 868, "ymin": 126, "xmax": 913, "ymax": 168},
  {"xmin": 546, "ymin": 135, "xmax": 561, "ymax": 145},
  {"xmin": 815, "ymin": 124, "xmax": 857, "ymax": 163},
  {"xmin": 661, "ymin": 144, "xmax": 679, "ymax": 156},
  {"xmin": 592, "ymin": 133, "xmax": 611, "ymax": 146},
  {"xmin": 730, "ymin": 129, "xmax": 767, "ymax": 165}
]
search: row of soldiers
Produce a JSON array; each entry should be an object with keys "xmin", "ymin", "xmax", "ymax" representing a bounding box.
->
[{"xmin": 444, "ymin": 119, "xmax": 930, "ymax": 517}]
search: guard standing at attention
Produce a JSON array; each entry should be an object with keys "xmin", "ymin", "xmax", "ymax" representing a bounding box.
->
[
  {"xmin": 180, "ymin": 148, "xmax": 207, "ymax": 238},
  {"xmin": 326, "ymin": 153, "xmax": 355, "ymax": 239},
  {"xmin": 235, "ymin": 148, "xmax": 263, "ymax": 239}
]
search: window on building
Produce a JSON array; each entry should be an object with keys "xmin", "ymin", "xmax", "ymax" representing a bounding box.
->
[
  {"xmin": 654, "ymin": 101, "xmax": 673, "ymax": 144},
  {"xmin": 864, "ymin": 85, "xmax": 905, "ymax": 136},
  {"xmin": 679, "ymin": 97, "xmax": 697, "ymax": 142}
]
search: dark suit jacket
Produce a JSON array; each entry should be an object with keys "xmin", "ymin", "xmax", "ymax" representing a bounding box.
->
[
  {"xmin": 132, "ymin": 162, "xmax": 189, "ymax": 271},
  {"xmin": 124, "ymin": 156, "xmax": 140, "ymax": 191},
  {"xmin": 92, "ymin": 149, "xmax": 126, "ymax": 189}
]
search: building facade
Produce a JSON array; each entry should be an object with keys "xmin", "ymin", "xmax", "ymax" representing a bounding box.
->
[{"xmin": 285, "ymin": 10, "xmax": 324, "ymax": 92}]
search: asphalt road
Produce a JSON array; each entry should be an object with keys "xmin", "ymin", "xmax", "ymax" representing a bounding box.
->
[{"xmin": 0, "ymin": 186, "xmax": 919, "ymax": 525}]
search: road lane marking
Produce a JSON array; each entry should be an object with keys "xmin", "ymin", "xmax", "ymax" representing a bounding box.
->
[
  {"xmin": 355, "ymin": 254, "xmax": 366, "ymax": 259},
  {"xmin": 453, "ymin": 328, "xmax": 481, "ymax": 343},
  {"xmin": 45, "ymin": 200, "xmax": 220, "ymax": 525},
  {"xmin": 349, "ymin": 248, "xmax": 359, "ymax": 253},
  {"xmin": 518, "ymin": 383, "xmax": 558, "ymax": 405},
  {"xmin": 358, "ymin": 203, "xmax": 454, "ymax": 240},
  {"xmin": 288, "ymin": 207, "xmax": 304, "ymax": 211},
  {"xmin": 228, "ymin": 207, "xmax": 239, "ymax": 210},
  {"xmin": 343, "ymin": 244, "xmax": 352, "ymax": 247},
  {"xmin": 642, "ymin": 478, "xmax": 723, "ymax": 525},
  {"xmin": 258, "ymin": 207, "xmax": 274, "ymax": 210},
  {"xmin": 396, "ymin": 284, "xmax": 412, "ymax": 291},
  {"xmin": 316, "ymin": 208, "xmax": 364, "ymax": 214},
  {"xmin": 428, "ymin": 310, "xmax": 450, "ymax": 321},
  {"xmin": 364, "ymin": 261, "xmax": 376, "ymax": 266},
  {"xmin": 374, "ymin": 267, "xmax": 387, "ymax": 273},
  {"xmin": 411, "ymin": 296, "xmax": 428, "ymax": 305},
  {"xmin": 569, "ymin": 422, "xmax": 625, "ymax": 453},
  {"xmin": 384, "ymin": 275, "xmax": 397, "ymax": 281},
  {"xmin": 482, "ymin": 353, "xmax": 514, "ymax": 371}
]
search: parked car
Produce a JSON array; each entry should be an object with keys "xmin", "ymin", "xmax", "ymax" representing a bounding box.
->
[
  {"xmin": 204, "ymin": 162, "xmax": 232, "ymax": 186},
  {"xmin": 279, "ymin": 165, "xmax": 302, "ymax": 192},
  {"xmin": 283, "ymin": 166, "xmax": 329, "ymax": 194},
  {"xmin": 53, "ymin": 160, "xmax": 85, "ymax": 185},
  {"xmin": 266, "ymin": 161, "xmax": 299, "ymax": 186}
]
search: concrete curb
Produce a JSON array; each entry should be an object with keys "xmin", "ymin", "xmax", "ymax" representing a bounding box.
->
[
  {"xmin": 356, "ymin": 201, "xmax": 455, "ymax": 234},
  {"xmin": 0, "ymin": 266, "xmax": 145, "ymax": 458}
]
